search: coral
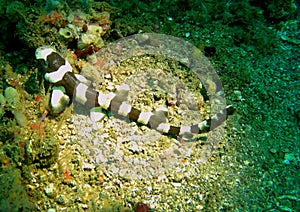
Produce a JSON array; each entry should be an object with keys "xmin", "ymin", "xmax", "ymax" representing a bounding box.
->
[
  {"xmin": 91, "ymin": 11, "xmax": 111, "ymax": 34},
  {"xmin": 1, "ymin": 0, "xmax": 114, "ymax": 53},
  {"xmin": 78, "ymin": 25, "xmax": 104, "ymax": 49},
  {"xmin": 40, "ymin": 10, "xmax": 65, "ymax": 26},
  {"xmin": 59, "ymin": 26, "xmax": 74, "ymax": 39},
  {"xmin": 74, "ymin": 45, "xmax": 100, "ymax": 58},
  {"xmin": 58, "ymin": 22, "xmax": 105, "ymax": 49}
]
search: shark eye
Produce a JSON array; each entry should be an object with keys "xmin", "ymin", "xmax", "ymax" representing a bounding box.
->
[{"xmin": 37, "ymin": 59, "xmax": 49, "ymax": 73}]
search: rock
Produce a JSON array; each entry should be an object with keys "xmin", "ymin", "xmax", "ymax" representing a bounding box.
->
[
  {"xmin": 55, "ymin": 195, "xmax": 67, "ymax": 205},
  {"xmin": 128, "ymin": 141, "xmax": 143, "ymax": 153},
  {"xmin": 44, "ymin": 183, "xmax": 56, "ymax": 198},
  {"xmin": 4, "ymin": 87, "xmax": 20, "ymax": 108}
]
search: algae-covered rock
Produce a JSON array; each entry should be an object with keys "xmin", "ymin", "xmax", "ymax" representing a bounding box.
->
[
  {"xmin": 30, "ymin": 135, "xmax": 59, "ymax": 168},
  {"xmin": 13, "ymin": 110, "xmax": 28, "ymax": 126},
  {"xmin": 77, "ymin": 25, "xmax": 104, "ymax": 49},
  {"xmin": 4, "ymin": 87, "xmax": 27, "ymax": 126},
  {"xmin": 4, "ymin": 87, "xmax": 20, "ymax": 108}
]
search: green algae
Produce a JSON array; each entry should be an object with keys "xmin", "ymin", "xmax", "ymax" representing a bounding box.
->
[
  {"xmin": 0, "ymin": 167, "xmax": 36, "ymax": 211},
  {"xmin": 31, "ymin": 134, "xmax": 59, "ymax": 168}
]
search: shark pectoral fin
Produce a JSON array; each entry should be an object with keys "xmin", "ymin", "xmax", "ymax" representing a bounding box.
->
[{"xmin": 51, "ymin": 86, "xmax": 70, "ymax": 113}]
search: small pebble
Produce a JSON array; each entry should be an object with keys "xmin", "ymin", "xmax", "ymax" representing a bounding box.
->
[{"xmin": 44, "ymin": 183, "xmax": 56, "ymax": 198}]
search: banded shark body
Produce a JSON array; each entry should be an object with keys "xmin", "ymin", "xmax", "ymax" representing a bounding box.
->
[{"xmin": 35, "ymin": 47, "xmax": 234, "ymax": 140}]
